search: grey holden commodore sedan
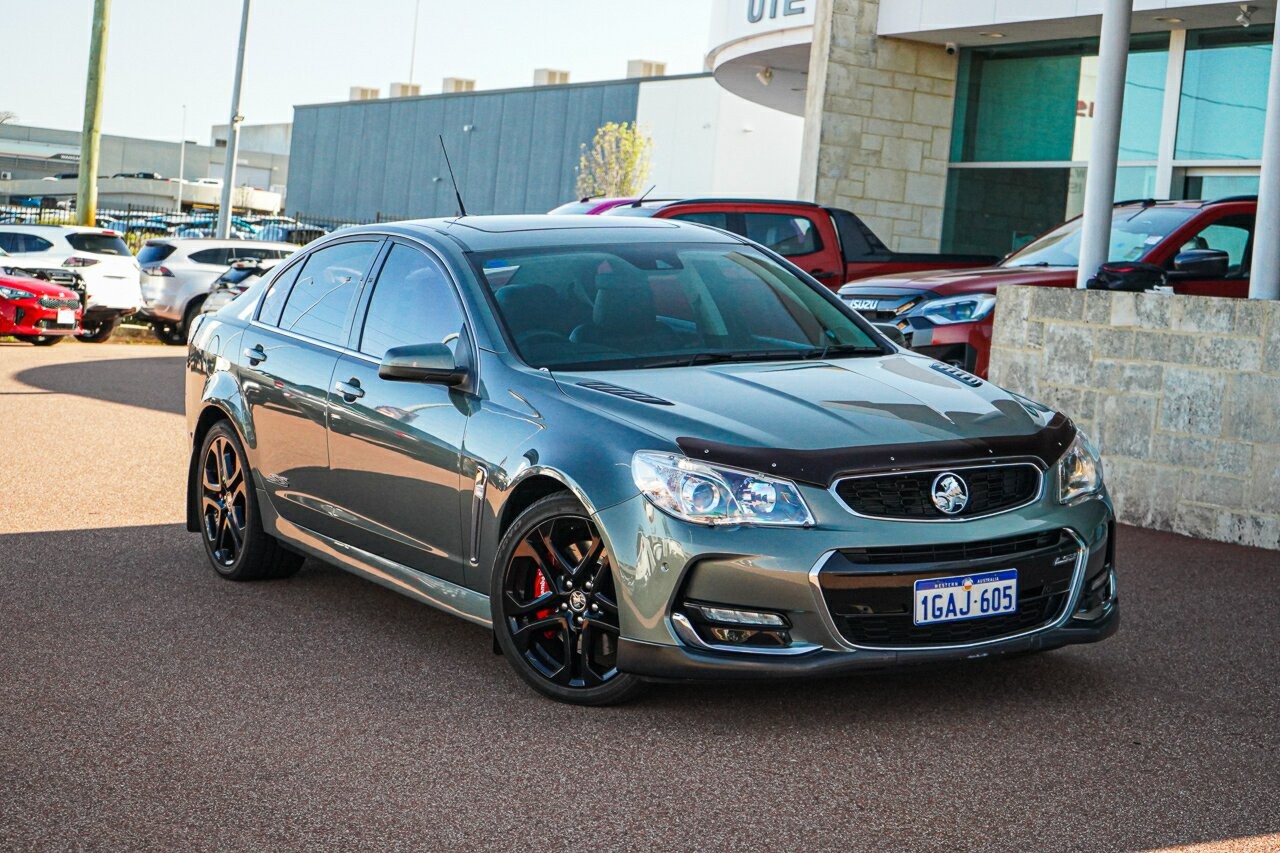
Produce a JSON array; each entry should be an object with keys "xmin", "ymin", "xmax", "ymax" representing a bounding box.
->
[{"xmin": 185, "ymin": 215, "xmax": 1118, "ymax": 705}]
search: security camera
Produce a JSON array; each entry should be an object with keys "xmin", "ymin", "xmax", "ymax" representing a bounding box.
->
[{"xmin": 944, "ymin": 42, "xmax": 958, "ymax": 55}]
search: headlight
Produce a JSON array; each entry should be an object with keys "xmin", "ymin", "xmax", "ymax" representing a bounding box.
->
[
  {"xmin": 916, "ymin": 293, "xmax": 997, "ymax": 325},
  {"xmin": 0, "ymin": 285, "xmax": 36, "ymax": 300},
  {"xmin": 631, "ymin": 451, "xmax": 814, "ymax": 527},
  {"xmin": 1058, "ymin": 431, "xmax": 1104, "ymax": 504}
]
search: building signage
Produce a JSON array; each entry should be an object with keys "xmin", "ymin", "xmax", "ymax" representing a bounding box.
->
[{"xmin": 747, "ymin": 0, "xmax": 806, "ymax": 23}]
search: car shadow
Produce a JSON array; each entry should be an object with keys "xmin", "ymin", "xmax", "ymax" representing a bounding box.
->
[
  {"xmin": 2, "ymin": 522, "xmax": 1276, "ymax": 851},
  {"xmin": 13, "ymin": 354, "xmax": 185, "ymax": 415}
]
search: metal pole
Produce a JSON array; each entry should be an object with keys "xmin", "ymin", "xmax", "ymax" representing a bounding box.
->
[
  {"xmin": 409, "ymin": 0, "xmax": 420, "ymax": 84},
  {"xmin": 77, "ymin": 0, "xmax": 111, "ymax": 227},
  {"xmin": 175, "ymin": 104, "xmax": 186, "ymax": 213},
  {"xmin": 1248, "ymin": 22, "xmax": 1280, "ymax": 299},
  {"xmin": 1075, "ymin": 0, "xmax": 1132, "ymax": 289},
  {"xmin": 216, "ymin": 0, "xmax": 251, "ymax": 239}
]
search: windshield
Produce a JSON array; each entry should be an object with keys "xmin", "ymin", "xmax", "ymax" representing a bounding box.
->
[
  {"xmin": 473, "ymin": 242, "xmax": 884, "ymax": 372},
  {"xmin": 1003, "ymin": 207, "xmax": 1197, "ymax": 268}
]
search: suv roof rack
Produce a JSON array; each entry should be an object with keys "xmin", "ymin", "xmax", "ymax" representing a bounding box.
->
[{"xmin": 1204, "ymin": 194, "xmax": 1258, "ymax": 205}]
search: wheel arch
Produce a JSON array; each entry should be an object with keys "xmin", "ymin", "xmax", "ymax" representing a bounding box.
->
[{"xmin": 496, "ymin": 473, "xmax": 574, "ymax": 541}]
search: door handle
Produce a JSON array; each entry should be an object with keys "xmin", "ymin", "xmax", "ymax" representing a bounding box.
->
[
  {"xmin": 243, "ymin": 344, "xmax": 267, "ymax": 364},
  {"xmin": 334, "ymin": 378, "xmax": 364, "ymax": 401}
]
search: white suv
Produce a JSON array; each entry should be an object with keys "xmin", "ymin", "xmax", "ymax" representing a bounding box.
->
[
  {"xmin": 137, "ymin": 239, "xmax": 295, "ymax": 344},
  {"xmin": 0, "ymin": 224, "xmax": 143, "ymax": 342}
]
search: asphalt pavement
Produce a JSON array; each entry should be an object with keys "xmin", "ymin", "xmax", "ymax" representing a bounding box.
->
[{"xmin": 1, "ymin": 342, "xmax": 1277, "ymax": 852}]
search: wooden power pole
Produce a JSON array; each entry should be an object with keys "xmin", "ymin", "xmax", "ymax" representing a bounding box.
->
[{"xmin": 77, "ymin": 0, "xmax": 111, "ymax": 227}]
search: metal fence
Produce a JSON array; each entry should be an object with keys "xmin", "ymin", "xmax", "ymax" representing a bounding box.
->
[{"xmin": 0, "ymin": 203, "xmax": 417, "ymax": 254}]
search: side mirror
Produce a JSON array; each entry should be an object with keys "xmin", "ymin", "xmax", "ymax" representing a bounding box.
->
[
  {"xmin": 378, "ymin": 342, "xmax": 468, "ymax": 386},
  {"xmin": 873, "ymin": 323, "xmax": 908, "ymax": 347},
  {"xmin": 1171, "ymin": 248, "xmax": 1230, "ymax": 279},
  {"xmin": 1086, "ymin": 261, "xmax": 1166, "ymax": 292}
]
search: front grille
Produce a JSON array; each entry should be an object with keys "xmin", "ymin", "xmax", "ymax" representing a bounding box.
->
[
  {"xmin": 834, "ymin": 463, "xmax": 1041, "ymax": 520},
  {"xmin": 38, "ymin": 296, "xmax": 80, "ymax": 310},
  {"xmin": 819, "ymin": 529, "xmax": 1078, "ymax": 647}
]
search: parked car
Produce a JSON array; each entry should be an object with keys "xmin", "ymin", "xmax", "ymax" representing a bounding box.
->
[
  {"xmin": 185, "ymin": 215, "xmax": 1118, "ymax": 705},
  {"xmin": 137, "ymin": 238, "xmax": 295, "ymax": 344},
  {"xmin": 0, "ymin": 267, "xmax": 83, "ymax": 345},
  {"xmin": 0, "ymin": 224, "xmax": 140, "ymax": 342},
  {"xmin": 837, "ymin": 196, "xmax": 1260, "ymax": 376},
  {"xmin": 199, "ymin": 258, "xmax": 282, "ymax": 316},
  {"xmin": 602, "ymin": 199, "xmax": 998, "ymax": 288}
]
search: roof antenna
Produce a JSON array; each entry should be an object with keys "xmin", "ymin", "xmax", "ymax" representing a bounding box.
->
[
  {"xmin": 630, "ymin": 185, "xmax": 656, "ymax": 208},
  {"xmin": 439, "ymin": 134, "xmax": 468, "ymax": 217}
]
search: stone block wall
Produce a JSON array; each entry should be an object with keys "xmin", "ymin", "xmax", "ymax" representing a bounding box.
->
[
  {"xmin": 799, "ymin": 0, "xmax": 957, "ymax": 252},
  {"xmin": 990, "ymin": 286, "xmax": 1280, "ymax": 550}
]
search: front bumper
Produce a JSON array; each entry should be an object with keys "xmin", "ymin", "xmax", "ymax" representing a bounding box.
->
[
  {"xmin": 0, "ymin": 299, "xmax": 82, "ymax": 337},
  {"xmin": 597, "ymin": 485, "xmax": 1118, "ymax": 681}
]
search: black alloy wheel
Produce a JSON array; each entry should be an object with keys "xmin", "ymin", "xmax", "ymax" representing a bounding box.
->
[
  {"xmin": 196, "ymin": 421, "xmax": 302, "ymax": 581},
  {"xmin": 492, "ymin": 495, "xmax": 643, "ymax": 705},
  {"xmin": 201, "ymin": 431, "xmax": 250, "ymax": 568}
]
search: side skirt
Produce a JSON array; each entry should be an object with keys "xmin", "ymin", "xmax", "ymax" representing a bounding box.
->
[{"xmin": 257, "ymin": 487, "xmax": 493, "ymax": 628}]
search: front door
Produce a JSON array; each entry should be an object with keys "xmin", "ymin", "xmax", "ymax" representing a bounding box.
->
[
  {"xmin": 325, "ymin": 240, "xmax": 471, "ymax": 585},
  {"xmin": 1165, "ymin": 212, "xmax": 1254, "ymax": 299}
]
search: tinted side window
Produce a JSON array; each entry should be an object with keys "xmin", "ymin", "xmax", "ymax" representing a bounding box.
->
[
  {"xmin": 742, "ymin": 213, "xmax": 822, "ymax": 257},
  {"xmin": 188, "ymin": 248, "xmax": 229, "ymax": 266},
  {"xmin": 258, "ymin": 262, "xmax": 302, "ymax": 326},
  {"xmin": 226, "ymin": 246, "xmax": 280, "ymax": 263},
  {"xmin": 359, "ymin": 244, "xmax": 464, "ymax": 358},
  {"xmin": 278, "ymin": 241, "xmax": 378, "ymax": 344},
  {"xmin": 0, "ymin": 233, "xmax": 54, "ymax": 253},
  {"xmin": 671, "ymin": 211, "xmax": 729, "ymax": 229}
]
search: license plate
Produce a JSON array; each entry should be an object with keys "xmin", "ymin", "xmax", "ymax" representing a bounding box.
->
[
  {"xmin": 57, "ymin": 308, "xmax": 75, "ymax": 325},
  {"xmin": 914, "ymin": 569, "xmax": 1018, "ymax": 626},
  {"xmin": 846, "ymin": 298, "xmax": 879, "ymax": 311}
]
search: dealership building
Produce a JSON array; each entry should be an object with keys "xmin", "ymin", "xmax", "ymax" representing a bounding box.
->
[{"xmin": 715, "ymin": 0, "xmax": 1276, "ymax": 255}]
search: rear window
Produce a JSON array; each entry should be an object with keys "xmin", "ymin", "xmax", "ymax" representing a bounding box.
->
[
  {"xmin": 66, "ymin": 233, "xmax": 131, "ymax": 256},
  {"xmin": 137, "ymin": 243, "xmax": 176, "ymax": 265}
]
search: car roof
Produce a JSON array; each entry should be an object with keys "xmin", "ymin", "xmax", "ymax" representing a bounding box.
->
[
  {"xmin": 341, "ymin": 214, "xmax": 746, "ymax": 252},
  {"xmin": 0, "ymin": 223, "xmax": 124, "ymax": 235}
]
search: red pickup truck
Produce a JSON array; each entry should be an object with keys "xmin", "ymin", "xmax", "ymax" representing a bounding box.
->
[
  {"xmin": 836, "ymin": 197, "xmax": 1260, "ymax": 376},
  {"xmin": 602, "ymin": 198, "xmax": 997, "ymax": 289}
]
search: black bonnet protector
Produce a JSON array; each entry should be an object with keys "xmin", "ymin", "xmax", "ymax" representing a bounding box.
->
[{"xmin": 677, "ymin": 413, "xmax": 1076, "ymax": 487}]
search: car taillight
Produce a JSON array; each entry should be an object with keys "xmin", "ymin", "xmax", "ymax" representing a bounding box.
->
[
  {"xmin": 142, "ymin": 265, "xmax": 174, "ymax": 277},
  {"xmin": 62, "ymin": 256, "xmax": 99, "ymax": 268}
]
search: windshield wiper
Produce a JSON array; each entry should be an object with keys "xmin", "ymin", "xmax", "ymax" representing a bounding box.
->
[
  {"xmin": 632, "ymin": 350, "xmax": 814, "ymax": 369},
  {"xmin": 801, "ymin": 344, "xmax": 884, "ymax": 360}
]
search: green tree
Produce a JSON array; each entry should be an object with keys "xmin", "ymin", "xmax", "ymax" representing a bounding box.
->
[{"xmin": 576, "ymin": 121, "xmax": 653, "ymax": 199}]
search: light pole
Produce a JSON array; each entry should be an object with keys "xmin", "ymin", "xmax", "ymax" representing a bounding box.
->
[
  {"xmin": 175, "ymin": 104, "xmax": 186, "ymax": 213},
  {"xmin": 217, "ymin": 0, "xmax": 251, "ymax": 239},
  {"xmin": 77, "ymin": 0, "xmax": 111, "ymax": 227}
]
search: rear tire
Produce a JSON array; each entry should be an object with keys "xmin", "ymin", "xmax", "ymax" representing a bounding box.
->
[
  {"xmin": 197, "ymin": 421, "xmax": 303, "ymax": 581},
  {"xmin": 152, "ymin": 320, "xmax": 187, "ymax": 346},
  {"xmin": 77, "ymin": 317, "xmax": 121, "ymax": 343},
  {"xmin": 491, "ymin": 494, "xmax": 645, "ymax": 706}
]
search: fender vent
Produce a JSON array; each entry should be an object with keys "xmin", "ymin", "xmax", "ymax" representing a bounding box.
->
[
  {"xmin": 576, "ymin": 380, "xmax": 673, "ymax": 406},
  {"xmin": 931, "ymin": 363, "xmax": 983, "ymax": 387}
]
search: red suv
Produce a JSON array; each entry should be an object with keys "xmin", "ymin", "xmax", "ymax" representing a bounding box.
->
[
  {"xmin": 838, "ymin": 197, "xmax": 1259, "ymax": 376},
  {"xmin": 0, "ymin": 270, "xmax": 84, "ymax": 345}
]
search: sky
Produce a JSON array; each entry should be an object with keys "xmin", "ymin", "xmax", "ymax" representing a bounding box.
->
[{"xmin": 1, "ymin": 0, "xmax": 716, "ymax": 143}]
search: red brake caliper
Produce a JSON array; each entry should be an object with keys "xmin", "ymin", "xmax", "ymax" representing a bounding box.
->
[{"xmin": 533, "ymin": 569, "xmax": 556, "ymax": 637}]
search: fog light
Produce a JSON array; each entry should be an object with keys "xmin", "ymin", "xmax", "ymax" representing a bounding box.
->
[
  {"xmin": 709, "ymin": 627, "xmax": 758, "ymax": 644},
  {"xmin": 685, "ymin": 603, "xmax": 788, "ymax": 627}
]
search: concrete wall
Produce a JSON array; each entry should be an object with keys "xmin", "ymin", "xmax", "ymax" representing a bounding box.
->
[
  {"xmin": 636, "ymin": 76, "xmax": 804, "ymax": 199},
  {"xmin": 990, "ymin": 285, "xmax": 1280, "ymax": 551},
  {"xmin": 799, "ymin": 0, "xmax": 958, "ymax": 252}
]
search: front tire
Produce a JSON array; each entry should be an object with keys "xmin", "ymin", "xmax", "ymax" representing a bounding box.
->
[
  {"xmin": 197, "ymin": 421, "xmax": 303, "ymax": 581},
  {"xmin": 15, "ymin": 334, "xmax": 63, "ymax": 346},
  {"xmin": 491, "ymin": 494, "xmax": 644, "ymax": 705}
]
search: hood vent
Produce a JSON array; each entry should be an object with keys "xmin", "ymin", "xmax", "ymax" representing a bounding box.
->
[
  {"xmin": 576, "ymin": 380, "xmax": 673, "ymax": 406},
  {"xmin": 931, "ymin": 363, "xmax": 983, "ymax": 387}
]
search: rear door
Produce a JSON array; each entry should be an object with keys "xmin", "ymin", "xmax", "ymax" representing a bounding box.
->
[
  {"xmin": 239, "ymin": 237, "xmax": 383, "ymax": 538},
  {"xmin": 324, "ymin": 239, "xmax": 471, "ymax": 584}
]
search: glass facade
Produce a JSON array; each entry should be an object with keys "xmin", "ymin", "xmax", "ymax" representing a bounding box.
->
[{"xmin": 942, "ymin": 27, "xmax": 1272, "ymax": 257}]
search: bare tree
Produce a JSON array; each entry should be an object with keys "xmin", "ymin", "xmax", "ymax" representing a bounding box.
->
[{"xmin": 0, "ymin": 111, "xmax": 17, "ymax": 125}]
